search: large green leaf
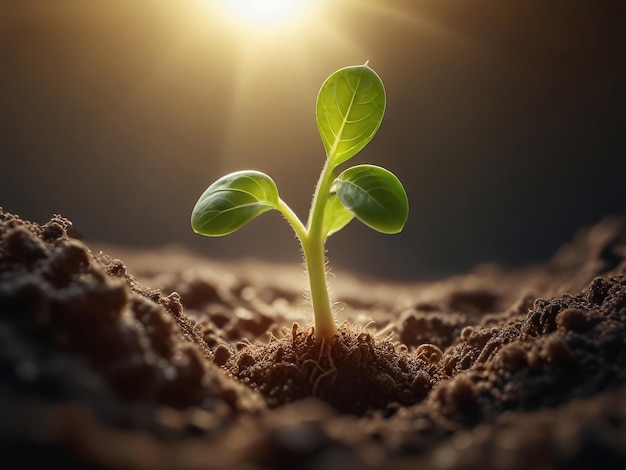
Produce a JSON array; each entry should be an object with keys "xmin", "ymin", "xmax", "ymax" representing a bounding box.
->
[
  {"xmin": 332, "ymin": 164, "xmax": 408, "ymax": 234},
  {"xmin": 191, "ymin": 170, "xmax": 279, "ymax": 237},
  {"xmin": 316, "ymin": 64, "xmax": 386, "ymax": 165},
  {"xmin": 322, "ymin": 193, "xmax": 354, "ymax": 237}
]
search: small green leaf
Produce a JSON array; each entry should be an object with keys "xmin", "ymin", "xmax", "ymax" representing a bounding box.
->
[
  {"xmin": 316, "ymin": 64, "xmax": 386, "ymax": 165},
  {"xmin": 191, "ymin": 170, "xmax": 279, "ymax": 237},
  {"xmin": 332, "ymin": 164, "xmax": 408, "ymax": 234},
  {"xmin": 323, "ymin": 193, "xmax": 354, "ymax": 237}
]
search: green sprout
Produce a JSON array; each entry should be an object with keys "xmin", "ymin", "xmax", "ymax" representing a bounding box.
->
[{"xmin": 191, "ymin": 63, "xmax": 408, "ymax": 342}]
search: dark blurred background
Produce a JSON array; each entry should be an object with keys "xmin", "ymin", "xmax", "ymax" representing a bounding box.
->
[{"xmin": 1, "ymin": 0, "xmax": 624, "ymax": 280}]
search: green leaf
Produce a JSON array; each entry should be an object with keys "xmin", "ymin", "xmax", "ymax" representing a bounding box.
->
[
  {"xmin": 332, "ymin": 164, "xmax": 408, "ymax": 234},
  {"xmin": 316, "ymin": 64, "xmax": 386, "ymax": 165},
  {"xmin": 191, "ymin": 170, "xmax": 279, "ymax": 237},
  {"xmin": 322, "ymin": 193, "xmax": 354, "ymax": 237}
]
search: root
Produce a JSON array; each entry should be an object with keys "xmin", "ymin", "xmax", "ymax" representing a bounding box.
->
[
  {"xmin": 304, "ymin": 335, "xmax": 328, "ymax": 383},
  {"xmin": 266, "ymin": 331, "xmax": 279, "ymax": 344},
  {"xmin": 373, "ymin": 322, "xmax": 395, "ymax": 339},
  {"xmin": 316, "ymin": 335, "xmax": 326, "ymax": 364},
  {"xmin": 303, "ymin": 358, "xmax": 326, "ymax": 382},
  {"xmin": 311, "ymin": 335, "xmax": 338, "ymax": 393},
  {"xmin": 312, "ymin": 366, "xmax": 337, "ymax": 397},
  {"xmin": 324, "ymin": 337, "xmax": 335, "ymax": 371},
  {"xmin": 362, "ymin": 320, "xmax": 376, "ymax": 331}
]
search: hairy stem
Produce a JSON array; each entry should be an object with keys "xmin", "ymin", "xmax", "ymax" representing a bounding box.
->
[
  {"xmin": 301, "ymin": 234, "xmax": 337, "ymax": 341},
  {"xmin": 304, "ymin": 160, "xmax": 339, "ymax": 341},
  {"xmin": 276, "ymin": 162, "xmax": 339, "ymax": 342},
  {"xmin": 276, "ymin": 198, "xmax": 307, "ymax": 242}
]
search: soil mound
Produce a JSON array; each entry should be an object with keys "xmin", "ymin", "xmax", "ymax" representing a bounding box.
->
[{"xmin": 1, "ymin": 207, "xmax": 626, "ymax": 469}]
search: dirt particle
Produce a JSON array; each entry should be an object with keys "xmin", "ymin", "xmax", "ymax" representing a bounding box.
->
[
  {"xmin": 411, "ymin": 370, "xmax": 431, "ymax": 394},
  {"xmin": 46, "ymin": 239, "xmax": 92, "ymax": 287},
  {"xmin": 238, "ymin": 353, "xmax": 256, "ymax": 370},
  {"xmin": 450, "ymin": 377, "xmax": 479, "ymax": 411},
  {"xmin": 414, "ymin": 344, "xmax": 443, "ymax": 364},
  {"xmin": 160, "ymin": 292, "xmax": 184, "ymax": 317},
  {"xmin": 3, "ymin": 227, "xmax": 49, "ymax": 266},
  {"xmin": 497, "ymin": 343, "xmax": 528, "ymax": 372},
  {"xmin": 40, "ymin": 221, "xmax": 66, "ymax": 242},
  {"xmin": 527, "ymin": 349, "xmax": 541, "ymax": 368},
  {"xmin": 203, "ymin": 332, "xmax": 219, "ymax": 348},
  {"xmin": 460, "ymin": 326, "xmax": 475, "ymax": 342},
  {"xmin": 465, "ymin": 327, "xmax": 494, "ymax": 348},
  {"xmin": 106, "ymin": 259, "xmax": 127, "ymax": 277},
  {"xmin": 587, "ymin": 277, "xmax": 611, "ymax": 306},
  {"xmin": 433, "ymin": 375, "xmax": 480, "ymax": 421},
  {"xmin": 214, "ymin": 344, "xmax": 231, "ymax": 366},
  {"xmin": 556, "ymin": 308, "xmax": 591, "ymax": 332},
  {"xmin": 543, "ymin": 335, "xmax": 575, "ymax": 366}
]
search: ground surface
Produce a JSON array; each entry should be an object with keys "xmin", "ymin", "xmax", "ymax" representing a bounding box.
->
[{"xmin": 1, "ymin": 207, "xmax": 626, "ymax": 469}]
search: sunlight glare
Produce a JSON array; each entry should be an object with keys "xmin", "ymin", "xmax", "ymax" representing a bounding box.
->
[{"xmin": 217, "ymin": 0, "xmax": 324, "ymax": 29}]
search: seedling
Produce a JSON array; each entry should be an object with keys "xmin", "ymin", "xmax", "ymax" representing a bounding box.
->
[{"xmin": 191, "ymin": 63, "xmax": 408, "ymax": 342}]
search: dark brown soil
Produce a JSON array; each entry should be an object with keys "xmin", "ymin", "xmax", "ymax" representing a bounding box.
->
[
  {"xmin": 1, "ymin": 207, "xmax": 626, "ymax": 469},
  {"xmin": 224, "ymin": 324, "xmax": 431, "ymax": 414}
]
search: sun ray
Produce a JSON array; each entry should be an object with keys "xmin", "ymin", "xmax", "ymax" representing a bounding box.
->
[
  {"xmin": 214, "ymin": 0, "xmax": 326, "ymax": 32},
  {"xmin": 207, "ymin": 0, "xmax": 478, "ymax": 174},
  {"xmin": 219, "ymin": 6, "xmax": 365, "ymax": 172}
]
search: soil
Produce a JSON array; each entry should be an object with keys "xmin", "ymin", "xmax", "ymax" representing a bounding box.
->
[{"xmin": 1, "ymin": 207, "xmax": 626, "ymax": 469}]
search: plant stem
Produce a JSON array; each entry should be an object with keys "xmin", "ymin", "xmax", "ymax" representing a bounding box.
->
[
  {"xmin": 276, "ymin": 162, "xmax": 339, "ymax": 342},
  {"xmin": 304, "ymin": 160, "xmax": 339, "ymax": 341},
  {"xmin": 301, "ymin": 236, "xmax": 337, "ymax": 341},
  {"xmin": 276, "ymin": 199, "xmax": 307, "ymax": 242}
]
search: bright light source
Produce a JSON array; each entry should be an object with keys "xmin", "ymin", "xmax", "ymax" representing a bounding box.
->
[{"xmin": 217, "ymin": 0, "xmax": 324, "ymax": 29}]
